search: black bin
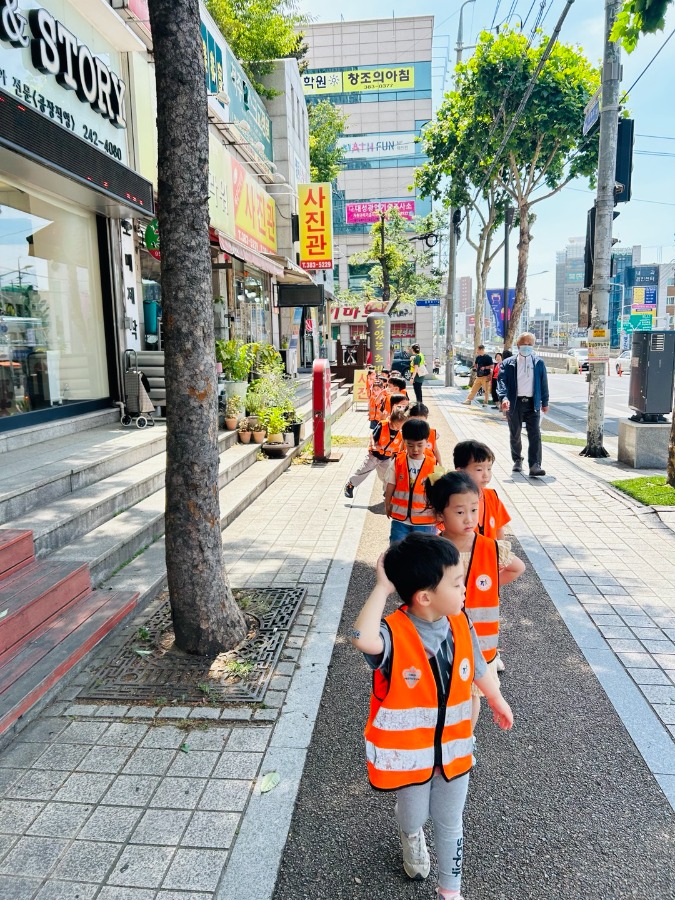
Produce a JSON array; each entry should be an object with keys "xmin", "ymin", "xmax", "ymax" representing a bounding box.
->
[{"xmin": 628, "ymin": 330, "xmax": 675, "ymax": 423}]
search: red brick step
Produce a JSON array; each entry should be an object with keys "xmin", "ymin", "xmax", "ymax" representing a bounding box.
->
[
  {"xmin": 0, "ymin": 530, "xmax": 34, "ymax": 579},
  {"xmin": 0, "ymin": 589, "xmax": 138, "ymax": 739},
  {"xmin": 0, "ymin": 561, "xmax": 92, "ymax": 661}
]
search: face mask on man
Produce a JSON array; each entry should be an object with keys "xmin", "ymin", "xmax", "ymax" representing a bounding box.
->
[{"xmin": 519, "ymin": 345, "xmax": 534, "ymax": 357}]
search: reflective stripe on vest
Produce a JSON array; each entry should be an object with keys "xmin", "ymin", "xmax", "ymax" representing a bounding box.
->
[
  {"xmin": 464, "ymin": 534, "xmax": 500, "ymax": 663},
  {"xmin": 390, "ymin": 452, "xmax": 437, "ymax": 524},
  {"xmin": 364, "ymin": 608, "xmax": 474, "ymax": 791}
]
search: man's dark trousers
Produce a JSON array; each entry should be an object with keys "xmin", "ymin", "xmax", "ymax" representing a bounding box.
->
[{"xmin": 508, "ymin": 397, "xmax": 542, "ymax": 468}]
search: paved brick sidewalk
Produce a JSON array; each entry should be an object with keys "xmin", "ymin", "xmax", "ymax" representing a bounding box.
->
[
  {"xmin": 430, "ymin": 385, "xmax": 675, "ymax": 807},
  {"xmin": 0, "ymin": 408, "xmax": 373, "ymax": 899}
]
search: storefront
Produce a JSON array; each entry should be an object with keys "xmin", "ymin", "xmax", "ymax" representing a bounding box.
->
[
  {"xmin": 331, "ymin": 301, "xmax": 417, "ymax": 351},
  {"xmin": 0, "ymin": 0, "xmax": 154, "ymax": 430}
]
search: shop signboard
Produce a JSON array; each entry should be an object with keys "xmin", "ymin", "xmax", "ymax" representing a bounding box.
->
[
  {"xmin": 302, "ymin": 65, "xmax": 415, "ymax": 95},
  {"xmin": 345, "ymin": 200, "xmax": 416, "ymax": 224},
  {"xmin": 145, "ymin": 218, "xmax": 160, "ymax": 260},
  {"xmin": 208, "ymin": 132, "xmax": 235, "ymax": 236},
  {"xmin": 298, "ymin": 183, "xmax": 333, "ymax": 270},
  {"xmin": 230, "ymin": 157, "xmax": 276, "ymax": 253},
  {"xmin": 331, "ymin": 301, "xmax": 414, "ymax": 323},
  {"xmin": 337, "ymin": 132, "xmax": 419, "ymax": 161},
  {"xmin": 224, "ymin": 45, "xmax": 273, "ymax": 162},
  {"xmin": 0, "ymin": 0, "xmax": 129, "ymax": 163},
  {"xmin": 628, "ymin": 265, "xmax": 659, "ymax": 287},
  {"xmin": 367, "ymin": 313, "xmax": 390, "ymax": 371}
]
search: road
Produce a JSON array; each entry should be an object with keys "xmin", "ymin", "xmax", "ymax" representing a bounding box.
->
[{"xmin": 547, "ymin": 372, "xmax": 632, "ymax": 436}]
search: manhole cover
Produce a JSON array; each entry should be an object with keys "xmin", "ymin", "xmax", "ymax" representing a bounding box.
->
[{"xmin": 81, "ymin": 588, "xmax": 305, "ymax": 704}]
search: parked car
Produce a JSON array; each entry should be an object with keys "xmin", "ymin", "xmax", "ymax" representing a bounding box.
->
[
  {"xmin": 391, "ymin": 349, "xmax": 412, "ymax": 378},
  {"xmin": 566, "ymin": 347, "xmax": 589, "ymax": 372},
  {"xmin": 454, "ymin": 363, "xmax": 471, "ymax": 377},
  {"xmin": 615, "ymin": 349, "xmax": 632, "ymax": 374}
]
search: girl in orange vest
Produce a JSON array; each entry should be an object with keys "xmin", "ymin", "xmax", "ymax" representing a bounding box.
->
[
  {"xmin": 345, "ymin": 408, "xmax": 406, "ymax": 499},
  {"xmin": 425, "ymin": 471, "xmax": 525, "ymax": 728},
  {"xmin": 352, "ymin": 533, "xmax": 513, "ymax": 898},
  {"xmin": 453, "ymin": 440, "xmax": 511, "ymax": 539}
]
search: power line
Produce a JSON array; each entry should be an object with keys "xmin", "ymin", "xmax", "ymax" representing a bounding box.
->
[
  {"xmin": 490, "ymin": 0, "xmax": 504, "ymax": 32},
  {"xmin": 624, "ymin": 25, "xmax": 675, "ymax": 94},
  {"xmin": 563, "ymin": 185, "xmax": 675, "ymax": 207},
  {"xmin": 636, "ymin": 133, "xmax": 675, "ymax": 140}
]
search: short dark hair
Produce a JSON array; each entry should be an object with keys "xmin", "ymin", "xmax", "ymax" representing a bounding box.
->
[
  {"xmin": 453, "ymin": 439, "xmax": 495, "ymax": 469},
  {"xmin": 390, "ymin": 408, "xmax": 407, "ymax": 425},
  {"xmin": 407, "ymin": 402, "xmax": 429, "ymax": 418},
  {"xmin": 425, "ymin": 470, "xmax": 479, "ymax": 513},
  {"xmin": 381, "ymin": 369, "xmax": 391, "ymax": 376},
  {"xmin": 478, "ymin": 344, "xmax": 485, "ymax": 350},
  {"xmin": 401, "ymin": 418, "xmax": 430, "ymax": 442},
  {"xmin": 389, "ymin": 375, "xmax": 407, "ymax": 390},
  {"xmin": 411, "ymin": 343, "xmax": 420, "ymax": 353},
  {"xmin": 389, "ymin": 392, "xmax": 408, "ymax": 407},
  {"xmin": 384, "ymin": 533, "xmax": 460, "ymax": 603}
]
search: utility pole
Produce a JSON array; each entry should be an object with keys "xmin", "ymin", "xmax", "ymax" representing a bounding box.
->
[
  {"xmin": 582, "ymin": 0, "xmax": 621, "ymax": 458},
  {"xmin": 502, "ymin": 205, "xmax": 514, "ymax": 350},
  {"xmin": 445, "ymin": 0, "xmax": 476, "ymax": 387}
]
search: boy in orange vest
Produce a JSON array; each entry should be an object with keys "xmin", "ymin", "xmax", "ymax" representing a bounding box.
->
[
  {"xmin": 368, "ymin": 376, "xmax": 384, "ymax": 430},
  {"xmin": 384, "ymin": 418, "xmax": 437, "ymax": 544},
  {"xmin": 407, "ymin": 402, "xmax": 442, "ymax": 465},
  {"xmin": 453, "ymin": 440, "xmax": 511, "ymax": 539},
  {"xmin": 352, "ymin": 533, "xmax": 513, "ymax": 897},
  {"xmin": 345, "ymin": 408, "xmax": 406, "ymax": 499}
]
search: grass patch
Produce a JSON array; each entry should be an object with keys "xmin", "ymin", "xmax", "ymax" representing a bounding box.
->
[
  {"xmin": 542, "ymin": 435, "xmax": 587, "ymax": 447},
  {"xmin": 610, "ymin": 476, "xmax": 675, "ymax": 507},
  {"xmin": 460, "ymin": 384, "xmax": 470, "ymax": 391},
  {"xmin": 331, "ymin": 435, "xmax": 369, "ymax": 447}
]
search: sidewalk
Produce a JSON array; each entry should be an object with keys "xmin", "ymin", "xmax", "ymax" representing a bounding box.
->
[{"xmin": 430, "ymin": 384, "xmax": 675, "ymax": 805}]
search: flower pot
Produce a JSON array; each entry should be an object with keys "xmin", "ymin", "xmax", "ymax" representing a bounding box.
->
[
  {"xmin": 224, "ymin": 380, "xmax": 248, "ymax": 403},
  {"xmin": 283, "ymin": 431, "xmax": 294, "ymax": 446},
  {"xmin": 252, "ymin": 430, "xmax": 266, "ymax": 444},
  {"xmin": 267, "ymin": 432, "xmax": 284, "ymax": 444},
  {"xmin": 290, "ymin": 422, "xmax": 302, "ymax": 446},
  {"xmin": 238, "ymin": 431, "xmax": 252, "ymax": 444},
  {"xmin": 225, "ymin": 417, "xmax": 239, "ymax": 431}
]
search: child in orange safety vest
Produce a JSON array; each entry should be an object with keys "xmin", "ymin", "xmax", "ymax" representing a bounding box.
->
[
  {"xmin": 344, "ymin": 408, "xmax": 407, "ymax": 499},
  {"xmin": 351, "ymin": 532, "xmax": 513, "ymax": 896},
  {"xmin": 384, "ymin": 418, "xmax": 438, "ymax": 544},
  {"xmin": 425, "ymin": 470, "xmax": 525, "ymax": 729},
  {"xmin": 407, "ymin": 402, "xmax": 442, "ymax": 465},
  {"xmin": 453, "ymin": 440, "xmax": 511, "ymax": 539}
]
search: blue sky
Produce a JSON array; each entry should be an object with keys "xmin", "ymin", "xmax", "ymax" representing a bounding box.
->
[{"xmin": 299, "ymin": 0, "xmax": 675, "ymax": 311}]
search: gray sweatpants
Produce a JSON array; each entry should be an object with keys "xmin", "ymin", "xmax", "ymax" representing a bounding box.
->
[
  {"xmin": 349, "ymin": 453, "xmax": 390, "ymax": 488},
  {"xmin": 396, "ymin": 771, "xmax": 470, "ymax": 893}
]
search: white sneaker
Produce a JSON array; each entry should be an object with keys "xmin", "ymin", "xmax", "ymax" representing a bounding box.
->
[
  {"xmin": 496, "ymin": 652, "xmax": 505, "ymax": 673},
  {"xmin": 399, "ymin": 827, "xmax": 430, "ymax": 880},
  {"xmin": 437, "ymin": 892, "xmax": 465, "ymax": 900}
]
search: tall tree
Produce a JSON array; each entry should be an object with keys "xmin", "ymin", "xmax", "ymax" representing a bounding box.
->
[
  {"xmin": 612, "ymin": 0, "xmax": 673, "ymax": 49},
  {"xmin": 205, "ymin": 0, "xmax": 307, "ymax": 98},
  {"xmin": 308, "ymin": 100, "xmax": 348, "ymax": 183},
  {"xmin": 148, "ymin": 0, "xmax": 247, "ymax": 654},
  {"xmin": 418, "ymin": 29, "xmax": 600, "ymax": 348}
]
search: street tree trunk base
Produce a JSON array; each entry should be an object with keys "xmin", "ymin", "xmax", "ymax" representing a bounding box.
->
[{"xmin": 579, "ymin": 445, "xmax": 610, "ymax": 458}]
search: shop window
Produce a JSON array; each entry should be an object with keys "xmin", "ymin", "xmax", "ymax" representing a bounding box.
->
[
  {"xmin": 232, "ymin": 266, "xmax": 272, "ymax": 344},
  {"xmin": 0, "ymin": 177, "xmax": 108, "ymax": 419}
]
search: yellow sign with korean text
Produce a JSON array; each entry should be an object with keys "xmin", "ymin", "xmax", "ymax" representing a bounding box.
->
[
  {"xmin": 230, "ymin": 157, "xmax": 277, "ymax": 254},
  {"xmin": 298, "ymin": 183, "xmax": 333, "ymax": 270},
  {"xmin": 302, "ymin": 66, "xmax": 415, "ymax": 95},
  {"xmin": 353, "ymin": 369, "xmax": 369, "ymax": 404}
]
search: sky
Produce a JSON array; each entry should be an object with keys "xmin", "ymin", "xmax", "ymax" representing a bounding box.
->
[{"xmin": 298, "ymin": 0, "xmax": 675, "ymax": 312}]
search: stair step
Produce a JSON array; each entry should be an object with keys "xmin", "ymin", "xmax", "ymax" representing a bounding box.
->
[
  {"xmin": 0, "ymin": 530, "xmax": 34, "ymax": 579},
  {"xmin": 0, "ymin": 561, "xmax": 91, "ymax": 660},
  {"xmin": 0, "ymin": 589, "xmax": 138, "ymax": 739}
]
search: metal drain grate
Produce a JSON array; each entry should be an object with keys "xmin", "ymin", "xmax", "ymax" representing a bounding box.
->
[{"xmin": 81, "ymin": 588, "xmax": 305, "ymax": 704}]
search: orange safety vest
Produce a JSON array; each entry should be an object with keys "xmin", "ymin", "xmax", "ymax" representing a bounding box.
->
[
  {"xmin": 464, "ymin": 533, "xmax": 500, "ymax": 663},
  {"xmin": 372, "ymin": 421, "xmax": 402, "ymax": 458},
  {"xmin": 389, "ymin": 452, "xmax": 437, "ymax": 524},
  {"xmin": 425, "ymin": 427, "xmax": 438, "ymax": 458},
  {"xmin": 477, "ymin": 487, "xmax": 508, "ymax": 539},
  {"xmin": 364, "ymin": 607, "xmax": 474, "ymax": 790},
  {"xmin": 369, "ymin": 390, "xmax": 380, "ymax": 419}
]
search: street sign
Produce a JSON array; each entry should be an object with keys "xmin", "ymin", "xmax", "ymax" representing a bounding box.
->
[
  {"xmin": 416, "ymin": 299, "xmax": 440, "ymax": 307},
  {"xmin": 583, "ymin": 87, "xmax": 601, "ymax": 137}
]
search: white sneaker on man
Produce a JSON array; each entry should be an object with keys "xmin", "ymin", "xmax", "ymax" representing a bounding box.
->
[{"xmin": 399, "ymin": 826, "xmax": 431, "ymax": 880}]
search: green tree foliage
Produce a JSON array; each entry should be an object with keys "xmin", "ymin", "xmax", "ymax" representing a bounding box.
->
[
  {"xmin": 308, "ymin": 100, "xmax": 348, "ymax": 182},
  {"xmin": 612, "ymin": 0, "xmax": 672, "ymax": 50},
  {"xmin": 417, "ymin": 29, "xmax": 600, "ymax": 347},
  {"xmin": 205, "ymin": 0, "xmax": 307, "ymax": 98},
  {"xmin": 347, "ymin": 208, "xmax": 442, "ymax": 314}
]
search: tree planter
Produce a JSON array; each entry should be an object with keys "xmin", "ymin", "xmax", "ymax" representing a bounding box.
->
[
  {"xmin": 238, "ymin": 431, "xmax": 252, "ymax": 444},
  {"xmin": 252, "ymin": 430, "xmax": 266, "ymax": 444},
  {"xmin": 261, "ymin": 440, "xmax": 291, "ymax": 458}
]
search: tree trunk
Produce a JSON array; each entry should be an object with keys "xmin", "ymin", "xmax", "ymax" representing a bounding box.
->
[
  {"xmin": 667, "ymin": 415, "xmax": 675, "ymax": 489},
  {"xmin": 473, "ymin": 227, "xmax": 488, "ymax": 360},
  {"xmin": 506, "ymin": 205, "xmax": 533, "ymax": 348},
  {"xmin": 148, "ymin": 0, "xmax": 247, "ymax": 654}
]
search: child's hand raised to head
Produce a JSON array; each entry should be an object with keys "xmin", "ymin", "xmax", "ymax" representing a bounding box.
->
[
  {"xmin": 487, "ymin": 692, "xmax": 513, "ymax": 731},
  {"xmin": 376, "ymin": 553, "xmax": 396, "ymax": 596}
]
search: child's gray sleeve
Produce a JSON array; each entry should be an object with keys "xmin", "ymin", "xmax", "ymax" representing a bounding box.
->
[
  {"xmin": 469, "ymin": 622, "xmax": 489, "ymax": 679},
  {"xmin": 363, "ymin": 623, "xmax": 392, "ymax": 671}
]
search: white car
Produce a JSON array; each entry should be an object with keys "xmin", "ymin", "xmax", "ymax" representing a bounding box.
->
[
  {"xmin": 615, "ymin": 349, "xmax": 632, "ymax": 374},
  {"xmin": 566, "ymin": 348, "xmax": 589, "ymax": 372}
]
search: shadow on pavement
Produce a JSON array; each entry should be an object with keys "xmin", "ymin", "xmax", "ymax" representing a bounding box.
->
[{"xmin": 272, "ymin": 499, "xmax": 675, "ymax": 900}]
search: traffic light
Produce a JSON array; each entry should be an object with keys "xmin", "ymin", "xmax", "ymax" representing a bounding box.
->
[
  {"xmin": 584, "ymin": 205, "xmax": 620, "ymax": 290},
  {"xmin": 615, "ymin": 118, "xmax": 634, "ymax": 204}
]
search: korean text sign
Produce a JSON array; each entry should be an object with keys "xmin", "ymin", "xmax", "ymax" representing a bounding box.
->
[
  {"xmin": 302, "ymin": 66, "xmax": 415, "ymax": 95},
  {"xmin": 298, "ymin": 184, "xmax": 333, "ymax": 270}
]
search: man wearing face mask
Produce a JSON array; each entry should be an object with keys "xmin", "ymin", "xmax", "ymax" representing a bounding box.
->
[{"xmin": 497, "ymin": 332, "xmax": 549, "ymax": 477}]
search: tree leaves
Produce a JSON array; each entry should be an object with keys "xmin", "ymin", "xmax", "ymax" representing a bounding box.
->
[
  {"xmin": 308, "ymin": 100, "xmax": 348, "ymax": 182},
  {"xmin": 611, "ymin": 1, "xmax": 672, "ymax": 51}
]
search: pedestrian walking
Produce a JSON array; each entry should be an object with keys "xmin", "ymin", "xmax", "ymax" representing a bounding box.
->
[
  {"xmin": 409, "ymin": 342, "xmax": 428, "ymax": 403},
  {"xmin": 490, "ymin": 352, "xmax": 503, "ymax": 408},
  {"xmin": 462, "ymin": 345, "xmax": 493, "ymax": 407},
  {"xmin": 496, "ymin": 332, "xmax": 549, "ymax": 477},
  {"xmin": 344, "ymin": 408, "xmax": 406, "ymax": 499},
  {"xmin": 407, "ymin": 402, "xmax": 442, "ymax": 465},
  {"xmin": 351, "ymin": 533, "xmax": 513, "ymax": 898},
  {"xmin": 384, "ymin": 419, "xmax": 437, "ymax": 543},
  {"xmin": 425, "ymin": 471, "xmax": 524, "ymax": 728}
]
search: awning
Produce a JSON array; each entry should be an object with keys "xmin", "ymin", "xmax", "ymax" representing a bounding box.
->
[
  {"xmin": 211, "ymin": 230, "xmax": 284, "ymax": 280},
  {"xmin": 263, "ymin": 254, "xmax": 315, "ymax": 285}
]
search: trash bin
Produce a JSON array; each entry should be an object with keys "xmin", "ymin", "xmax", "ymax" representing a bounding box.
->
[{"xmin": 143, "ymin": 299, "xmax": 160, "ymax": 335}]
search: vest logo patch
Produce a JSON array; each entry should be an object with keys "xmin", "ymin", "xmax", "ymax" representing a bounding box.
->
[
  {"xmin": 475, "ymin": 574, "xmax": 492, "ymax": 591},
  {"xmin": 402, "ymin": 666, "xmax": 421, "ymax": 689},
  {"xmin": 458, "ymin": 657, "xmax": 471, "ymax": 681},
  {"xmin": 489, "ymin": 516, "xmax": 496, "ymax": 529}
]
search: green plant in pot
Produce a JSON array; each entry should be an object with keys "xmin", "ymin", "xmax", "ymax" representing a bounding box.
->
[
  {"xmin": 237, "ymin": 417, "xmax": 252, "ymax": 444},
  {"xmin": 284, "ymin": 409, "xmax": 303, "ymax": 447},
  {"xmin": 262, "ymin": 407, "xmax": 288, "ymax": 444},
  {"xmin": 215, "ymin": 340, "xmax": 254, "ymax": 403},
  {"xmin": 224, "ymin": 394, "xmax": 243, "ymax": 430}
]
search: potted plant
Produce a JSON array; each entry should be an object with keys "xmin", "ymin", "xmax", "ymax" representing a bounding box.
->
[
  {"xmin": 262, "ymin": 407, "xmax": 288, "ymax": 444},
  {"xmin": 284, "ymin": 409, "xmax": 303, "ymax": 447},
  {"xmin": 224, "ymin": 394, "xmax": 243, "ymax": 430},
  {"xmin": 251, "ymin": 421, "xmax": 266, "ymax": 443},
  {"xmin": 238, "ymin": 418, "xmax": 252, "ymax": 444},
  {"xmin": 215, "ymin": 339, "xmax": 254, "ymax": 403}
]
